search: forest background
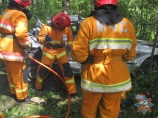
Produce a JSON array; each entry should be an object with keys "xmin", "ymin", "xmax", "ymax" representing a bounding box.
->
[
  {"xmin": 0, "ymin": 0, "xmax": 158, "ymax": 41},
  {"xmin": 0, "ymin": 0, "xmax": 158, "ymax": 118}
]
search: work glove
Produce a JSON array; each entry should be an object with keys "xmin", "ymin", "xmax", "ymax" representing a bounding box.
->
[
  {"xmin": 45, "ymin": 35, "xmax": 53, "ymax": 42},
  {"xmin": 44, "ymin": 35, "xmax": 57, "ymax": 46}
]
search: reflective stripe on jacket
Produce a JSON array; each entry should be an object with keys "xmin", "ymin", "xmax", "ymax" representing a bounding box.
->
[
  {"xmin": 0, "ymin": 8, "xmax": 30, "ymax": 62},
  {"xmin": 70, "ymin": 16, "xmax": 137, "ymax": 93},
  {"xmin": 38, "ymin": 24, "xmax": 73, "ymax": 47},
  {"xmin": 0, "ymin": 51, "xmax": 24, "ymax": 61}
]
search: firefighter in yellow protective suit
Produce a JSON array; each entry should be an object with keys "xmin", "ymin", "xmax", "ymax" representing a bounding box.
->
[
  {"xmin": 0, "ymin": 0, "xmax": 32, "ymax": 102},
  {"xmin": 35, "ymin": 12, "xmax": 78, "ymax": 98},
  {"xmin": 70, "ymin": 0, "xmax": 137, "ymax": 117}
]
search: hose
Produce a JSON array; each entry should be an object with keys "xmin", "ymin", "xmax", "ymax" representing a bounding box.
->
[
  {"xmin": 28, "ymin": 56, "xmax": 71, "ymax": 118},
  {"xmin": 0, "ymin": 114, "xmax": 4, "ymax": 118}
]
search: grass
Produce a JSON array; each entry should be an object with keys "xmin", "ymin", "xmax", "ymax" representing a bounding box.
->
[
  {"xmin": 0, "ymin": 67, "xmax": 158, "ymax": 118},
  {"xmin": 0, "ymin": 70, "xmax": 82, "ymax": 118}
]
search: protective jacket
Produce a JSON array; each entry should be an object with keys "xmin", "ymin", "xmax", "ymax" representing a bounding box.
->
[
  {"xmin": 70, "ymin": 16, "xmax": 136, "ymax": 93},
  {"xmin": 0, "ymin": 6, "xmax": 30, "ymax": 100},
  {"xmin": 37, "ymin": 24, "xmax": 73, "ymax": 46},
  {"xmin": 36, "ymin": 24, "xmax": 76, "ymax": 94},
  {"xmin": 0, "ymin": 8, "xmax": 30, "ymax": 61}
]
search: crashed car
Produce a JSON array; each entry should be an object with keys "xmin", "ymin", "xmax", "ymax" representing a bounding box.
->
[
  {"xmin": 126, "ymin": 40, "xmax": 158, "ymax": 72},
  {"xmin": 28, "ymin": 15, "xmax": 158, "ymax": 79}
]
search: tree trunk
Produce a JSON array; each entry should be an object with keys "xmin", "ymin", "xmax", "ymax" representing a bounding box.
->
[
  {"xmin": 1, "ymin": 0, "xmax": 7, "ymax": 13},
  {"xmin": 150, "ymin": 28, "xmax": 158, "ymax": 70},
  {"xmin": 62, "ymin": 0, "xmax": 70, "ymax": 14}
]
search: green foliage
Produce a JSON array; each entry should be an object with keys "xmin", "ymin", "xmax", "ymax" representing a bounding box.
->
[
  {"xmin": 118, "ymin": 0, "xmax": 158, "ymax": 41},
  {"xmin": 70, "ymin": 0, "xmax": 94, "ymax": 17},
  {"xmin": 0, "ymin": 72, "xmax": 82, "ymax": 118},
  {"xmin": 125, "ymin": 69, "xmax": 158, "ymax": 117},
  {"xmin": 1, "ymin": 69, "xmax": 158, "ymax": 117},
  {"xmin": 0, "ymin": 86, "xmax": 82, "ymax": 118},
  {"xmin": 1, "ymin": 0, "xmax": 158, "ymax": 42}
]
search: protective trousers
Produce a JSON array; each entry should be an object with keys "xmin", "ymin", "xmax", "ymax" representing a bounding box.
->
[
  {"xmin": 3, "ymin": 61, "xmax": 28, "ymax": 100},
  {"xmin": 82, "ymin": 90, "xmax": 121, "ymax": 118},
  {"xmin": 35, "ymin": 47, "xmax": 76, "ymax": 94}
]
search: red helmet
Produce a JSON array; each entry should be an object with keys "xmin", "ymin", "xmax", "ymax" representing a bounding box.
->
[
  {"xmin": 94, "ymin": 0, "xmax": 118, "ymax": 8},
  {"xmin": 10, "ymin": 0, "xmax": 31, "ymax": 8},
  {"xmin": 52, "ymin": 12, "xmax": 71, "ymax": 29}
]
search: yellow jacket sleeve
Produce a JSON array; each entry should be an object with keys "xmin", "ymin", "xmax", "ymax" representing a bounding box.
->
[
  {"xmin": 70, "ymin": 21, "xmax": 89, "ymax": 63},
  {"xmin": 37, "ymin": 25, "xmax": 48, "ymax": 44},
  {"xmin": 14, "ymin": 11, "xmax": 30, "ymax": 48}
]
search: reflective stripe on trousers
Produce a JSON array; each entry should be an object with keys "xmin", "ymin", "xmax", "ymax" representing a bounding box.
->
[
  {"xmin": 82, "ymin": 90, "xmax": 121, "ymax": 118},
  {"xmin": 3, "ymin": 60, "xmax": 28, "ymax": 100}
]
